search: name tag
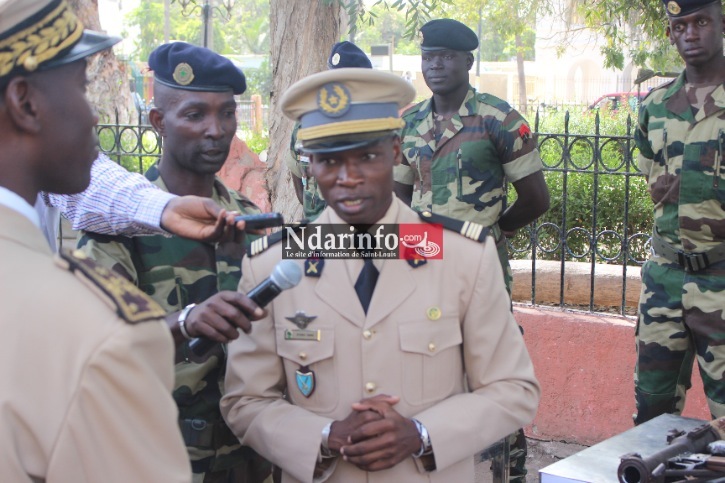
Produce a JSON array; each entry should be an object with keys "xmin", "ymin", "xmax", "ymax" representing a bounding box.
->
[{"xmin": 284, "ymin": 329, "xmax": 321, "ymax": 341}]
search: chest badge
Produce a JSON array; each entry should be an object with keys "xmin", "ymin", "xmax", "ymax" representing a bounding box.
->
[
  {"xmin": 285, "ymin": 311, "xmax": 321, "ymax": 341},
  {"xmin": 296, "ymin": 366, "xmax": 316, "ymax": 397}
]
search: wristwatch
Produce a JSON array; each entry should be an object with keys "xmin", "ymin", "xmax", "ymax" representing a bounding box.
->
[
  {"xmin": 320, "ymin": 422, "xmax": 335, "ymax": 458},
  {"xmin": 412, "ymin": 419, "xmax": 432, "ymax": 457},
  {"xmin": 178, "ymin": 303, "xmax": 197, "ymax": 340}
]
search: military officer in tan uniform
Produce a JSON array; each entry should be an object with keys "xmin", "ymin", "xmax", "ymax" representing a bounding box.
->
[
  {"xmin": 221, "ymin": 68, "xmax": 540, "ymax": 482},
  {"xmin": 0, "ymin": 1, "xmax": 191, "ymax": 481}
]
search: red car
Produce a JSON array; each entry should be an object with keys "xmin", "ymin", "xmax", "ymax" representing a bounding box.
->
[{"xmin": 588, "ymin": 92, "xmax": 648, "ymax": 112}]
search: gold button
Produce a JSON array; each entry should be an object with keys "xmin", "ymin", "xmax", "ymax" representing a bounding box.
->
[
  {"xmin": 365, "ymin": 382, "xmax": 376, "ymax": 393},
  {"xmin": 299, "ymin": 352, "xmax": 307, "ymax": 361},
  {"xmin": 428, "ymin": 343, "xmax": 436, "ymax": 352},
  {"xmin": 363, "ymin": 330, "xmax": 372, "ymax": 340}
]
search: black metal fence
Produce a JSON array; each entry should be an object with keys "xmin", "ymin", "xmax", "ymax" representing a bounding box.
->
[{"xmin": 95, "ymin": 108, "xmax": 651, "ymax": 317}]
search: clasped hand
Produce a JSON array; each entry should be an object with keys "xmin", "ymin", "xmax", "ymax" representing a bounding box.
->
[{"xmin": 328, "ymin": 394, "xmax": 422, "ymax": 472}]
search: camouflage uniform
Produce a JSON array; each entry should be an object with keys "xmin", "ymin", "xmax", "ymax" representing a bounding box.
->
[
  {"xmin": 286, "ymin": 123, "xmax": 326, "ymax": 220},
  {"xmin": 634, "ymin": 72, "xmax": 725, "ymax": 424},
  {"xmin": 77, "ymin": 163, "xmax": 270, "ymax": 483},
  {"xmin": 393, "ymin": 86, "xmax": 543, "ymax": 482},
  {"xmin": 393, "ymin": 86, "xmax": 543, "ymax": 294}
]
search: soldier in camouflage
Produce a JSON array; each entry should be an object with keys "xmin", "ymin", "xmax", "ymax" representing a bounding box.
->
[
  {"xmin": 634, "ymin": 0, "xmax": 725, "ymax": 425},
  {"xmin": 287, "ymin": 41, "xmax": 372, "ymax": 220},
  {"xmin": 393, "ymin": 19, "xmax": 549, "ymax": 294},
  {"xmin": 78, "ymin": 43, "xmax": 270, "ymax": 483},
  {"xmin": 393, "ymin": 19, "xmax": 550, "ymax": 483}
]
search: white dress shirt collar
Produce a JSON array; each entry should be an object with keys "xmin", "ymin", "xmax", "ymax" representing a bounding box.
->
[{"xmin": 0, "ymin": 187, "xmax": 41, "ymax": 228}]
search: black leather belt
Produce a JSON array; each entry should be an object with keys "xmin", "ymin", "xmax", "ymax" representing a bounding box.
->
[{"xmin": 651, "ymin": 230, "xmax": 725, "ymax": 272}]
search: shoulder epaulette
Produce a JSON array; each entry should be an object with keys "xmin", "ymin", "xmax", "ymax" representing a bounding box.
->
[
  {"xmin": 55, "ymin": 249, "xmax": 166, "ymax": 324},
  {"xmin": 417, "ymin": 211, "xmax": 490, "ymax": 243},
  {"xmin": 476, "ymin": 92, "xmax": 512, "ymax": 112},
  {"xmin": 247, "ymin": 221, "xmax": 309, "ymax": 257}
]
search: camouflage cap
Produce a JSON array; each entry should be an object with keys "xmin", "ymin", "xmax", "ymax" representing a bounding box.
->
[
  {"xmin": 280, "ymin": 68, "xmax": 415, "ymax": 154},
  {"xmin": 0, "ymin": 0, "xmax": 120, "ymax": 85},
  {"xmin": 419, "ymin": 18, "xmax": 479, "ymax": 52},
  {"xmin": 662, "ymin": 0, "xmax": 720, "ymax": 16},
  {"xmin": 148, "ymin": 42, "xmax": 246, "ymax": 95}
]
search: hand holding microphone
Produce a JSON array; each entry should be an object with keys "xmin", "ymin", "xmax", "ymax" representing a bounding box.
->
[{"xmin": 186, "ymin": 260, "xmax": 303, "ymax": 357}]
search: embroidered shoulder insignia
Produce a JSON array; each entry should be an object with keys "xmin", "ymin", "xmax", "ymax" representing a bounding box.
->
[
  {"xmin": 417, "ymin": 211, "xmax": 490, "ymax": 243},
  {"xmin": 56, "ymin": 249, "xmax": 166, "ymax": 324},
  {"xmin": 247, "ymin": 221, "xmax": 309, "ymax": 257}
]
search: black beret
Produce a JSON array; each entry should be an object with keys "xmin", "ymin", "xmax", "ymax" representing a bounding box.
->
[
  {"xmin": 327, "ymin": 41, "xmax": 372, "ymax": 69},
  {"xmin": 662, "ymin": 0, "xmax": 720, "ymax": 16},
  {"xmin": 420, "ymin": 19, "xmax": 478, "ymax": 52},
  {"xmin": 148, "ymin": 42, "xmax": 246, "ymax": 95}
]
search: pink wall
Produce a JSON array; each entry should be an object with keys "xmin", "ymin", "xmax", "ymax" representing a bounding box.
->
[{"xmin": 517, "ymin": 305, "xmax": 711, "ymax": 445}]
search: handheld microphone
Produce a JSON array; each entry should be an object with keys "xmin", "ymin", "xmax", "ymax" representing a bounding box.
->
[{"xmin": 187, "ymin": 260, "xmax": 303, "ymax": 357}]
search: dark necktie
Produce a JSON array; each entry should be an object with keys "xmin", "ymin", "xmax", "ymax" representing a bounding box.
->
[{"xmin": 354, "ymin": 257, "xmax": 379, "ymax": 314}]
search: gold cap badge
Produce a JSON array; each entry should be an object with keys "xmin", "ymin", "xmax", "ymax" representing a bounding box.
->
[
  {"xmin": 173, "ymin": 62, "xmax": 194, "ymax": 86},
  {"xmin": 317, "ymin": 82, "xmax": 350, "ymax": 117},
  {"xmin": 331, "ymin": 52, "xmax": 340, "ymax": 66},
  {"xmin": 667, "ymin": 1, "xmax": 681, "ymax": 15}
]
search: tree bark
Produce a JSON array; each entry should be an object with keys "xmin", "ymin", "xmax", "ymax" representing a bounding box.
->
[
  {"xmin": 68, "ymin": 0, "xmax": 135, "ymax": 124},
  {"xmin": 515, "ymin": 33, "xmax": 528, "ymax": 115},
  {"xmin": 267, "ymin": 0, "xmax": 341, "ymax": 221}
]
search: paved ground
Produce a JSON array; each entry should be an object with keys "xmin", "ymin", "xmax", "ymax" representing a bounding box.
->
[{"xmin": 475, "ymin": 438, "xmax": 589, "ymax": 482}]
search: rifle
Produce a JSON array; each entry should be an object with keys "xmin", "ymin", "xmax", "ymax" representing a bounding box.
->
[{"xmin": 618, "ymin": 417, "xmax": 725, "ymax": 483}]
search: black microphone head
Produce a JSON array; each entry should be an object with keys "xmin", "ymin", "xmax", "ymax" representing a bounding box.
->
[{"xmin": 269, "ymin": 260, "xmax": 303, "ymax": 290}]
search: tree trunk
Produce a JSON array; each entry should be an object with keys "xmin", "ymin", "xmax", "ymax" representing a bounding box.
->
[
  {"xmin": 68, "ymin": 0, "xmax": 135, "ymax": 124},
  {"xmin": 515, "ymin": 33, "xmax": 528, "ymax": 115},
  {"xmin": 267, "ymin": 0, "xmax": 341, "ymax": 221}
]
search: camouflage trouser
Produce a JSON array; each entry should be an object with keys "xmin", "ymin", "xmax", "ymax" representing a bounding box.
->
[
  {"xmin": 634, "ymin": 256, "xmax": 725, "ymax": 425},
  {"xmin": 490, "ymin": 227, "xmax": 524, "ymax": 481},
  {"xmin": 485, "ymin": 429, "xmax": 527, "ymax": 483}
]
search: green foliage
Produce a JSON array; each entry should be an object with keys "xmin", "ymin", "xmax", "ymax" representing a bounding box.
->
[
  {"xmin": 511, "ymin": 108, "xmax": 654, "ymax": 266},
  {"xmin": 242, "ymin": 130, "xmax": 269, "ymax": 155},
  {"xmin": 575, "ymin": 0, "xmax": 688, "ymax": 70},
  {"xmin": 242, "ymin": 58, "xmax": 272, "ymax": 101}
]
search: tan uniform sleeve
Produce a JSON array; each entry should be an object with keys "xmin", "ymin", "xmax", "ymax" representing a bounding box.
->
[
  {"xmin": 413, "ymin": 239, "xmax": 540, "ymax": 472},
  {"xmin": 222, "ymin": 256, "xmax": 330, "ymax": 483},
  {"xmin": 47, "ymin": 319, "xmax": 191, "ymax": 483}
]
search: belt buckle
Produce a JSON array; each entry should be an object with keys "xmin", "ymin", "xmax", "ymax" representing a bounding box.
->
[{"xmin": 677, "ymin": 251, "xmax": 709, "ymax": 272}]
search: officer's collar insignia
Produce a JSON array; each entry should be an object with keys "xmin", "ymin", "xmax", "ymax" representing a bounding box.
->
[
  {"xmin": 305, "ymin": 257, "xmax": 324, "ymax": 277},
  {"xmin": 286, "ymin": 311, "xmax": 317, "ymax": 330},
  {"xmin": 331, "ymin": 52, "xmax": 340, "ymax": 66},
  {"xmin": 173, "ymin": 62, "xmax": 194, "ymax": 86},
  {"xmin": 667, "ymin": 1, "xmax": 681, "ymax": 15},
  {"xmin": 296, "ymin": 366, "xmax": 316, "ymax": 397},
  {"xmin": 427, "ymin": 306, "xmax": 442, "ymax": 321},
  {"xmin": 318, "ymin": 82, "xmax": 351, "ymax": 118},
  {"xmin": 406, "ymin": 253, "xmax": 427, "ymax": 268}
]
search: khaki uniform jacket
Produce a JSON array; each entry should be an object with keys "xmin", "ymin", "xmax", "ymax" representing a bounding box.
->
[
  {"xmin": 0, "ymin": 205, "xmax": 191, "ymax": 482},
  {"xmin": 221, "ymin": 198, "xmax": 540, "ymax": 483}
]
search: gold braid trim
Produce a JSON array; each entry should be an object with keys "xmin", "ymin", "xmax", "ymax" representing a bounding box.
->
[
  {"xmin": 297, "ymin": 118, "xmax": 405, "ymax": 141},
  {"xmin": 0, "ymin": 1, "xmax": 83, "ymax": 78}
]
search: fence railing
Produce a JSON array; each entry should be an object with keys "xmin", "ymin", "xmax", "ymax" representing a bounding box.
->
[{"xmin": 95, "ymin": 108, "xmax": 650, "ymax": 317}]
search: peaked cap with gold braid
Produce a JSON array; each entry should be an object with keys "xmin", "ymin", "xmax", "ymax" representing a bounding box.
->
[
  {"xmin": 0, "ymin": 0, "xmax": 120, "ymax": 87},
  {"xmin": 280, "ymin": 68, "xmax": 416, "ymax": 154},
  {"xmin": 417, "ymin": 210, "xmax": 491, "ymax": 243}
]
